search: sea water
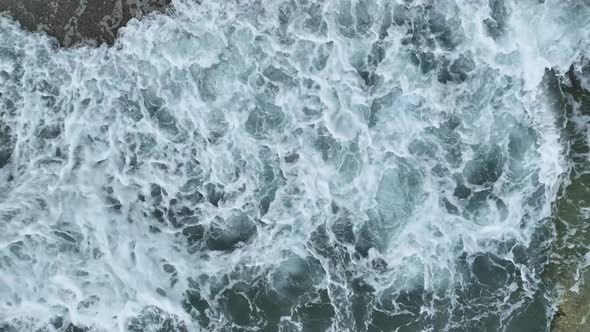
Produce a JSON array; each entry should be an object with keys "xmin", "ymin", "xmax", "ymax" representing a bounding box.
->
[{"xmin": 0, "ymin": 0, "xmax": 589, "ymax": 331}]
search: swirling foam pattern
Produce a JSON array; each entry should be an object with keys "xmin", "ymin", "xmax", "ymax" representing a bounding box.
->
[{"xmin": 0, "ymin": 0, "xmax": 589, "ymax": 331}]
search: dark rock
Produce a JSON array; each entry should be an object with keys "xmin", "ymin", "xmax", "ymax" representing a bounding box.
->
[{"xmin": 0, "ymin": 0, "xmax": 171, "ymax": 47}]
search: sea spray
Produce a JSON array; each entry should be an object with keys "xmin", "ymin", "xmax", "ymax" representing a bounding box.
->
[{"xmin": 0, "ymin": 1, "xmax": 589, "ymax": 331}]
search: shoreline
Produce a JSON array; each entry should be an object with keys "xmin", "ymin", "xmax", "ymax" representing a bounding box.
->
[
  {"xmin": 0, "ymin": 0, "xmax": 171, "ymax": 47},
  {"xmin": 544, "ymin": 65, "xmax": 590, "ymax": 331}
]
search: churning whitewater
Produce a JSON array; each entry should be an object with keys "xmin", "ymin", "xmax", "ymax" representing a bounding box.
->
[{"xmin": 1, "ymin": 0, "xmax": 589, "ymax": 331}]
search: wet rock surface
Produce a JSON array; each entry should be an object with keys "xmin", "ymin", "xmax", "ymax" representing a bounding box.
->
[
  {"xmin": 543, "ymin": 65, "xmax": 590, "ymax": 331},
  {"xmin": 0, "ymin": 0, "xmax": 171, "ymax": 47}
]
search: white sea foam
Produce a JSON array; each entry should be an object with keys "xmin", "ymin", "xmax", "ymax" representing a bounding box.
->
[{"xmin": 0, "ymin": 0, "xmax": 589, "ymax": 331}]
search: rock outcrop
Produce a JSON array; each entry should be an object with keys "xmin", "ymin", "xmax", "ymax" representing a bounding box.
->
[{"xmin": 0, "ymin": 0, "xmax": 170, "ymax": 47}]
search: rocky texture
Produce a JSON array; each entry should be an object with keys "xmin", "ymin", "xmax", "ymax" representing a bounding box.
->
[
  {"xmin": 552, "ymin": 272, "xmax": 590, "ymax": 332},
  {"xmin": 542, "ymin": 65, "xmax": 590, "ymax": 331},
  {"xmin": 0, "ymin": 0, "xmax": 171, "ymax": 47}
]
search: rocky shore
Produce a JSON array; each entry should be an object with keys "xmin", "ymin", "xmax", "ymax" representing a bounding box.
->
[
  {"xmin": 0, "ymin": 0, "xmax": 170, "ymax": 47},
  {"xmin": 544, "ymin": 65, "xmax": 590, "ymax": 331}
]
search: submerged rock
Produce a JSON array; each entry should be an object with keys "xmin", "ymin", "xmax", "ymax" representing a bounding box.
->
[{"xmin": 0, "ymin": 0, "xmax": 171, "ymax": 47}]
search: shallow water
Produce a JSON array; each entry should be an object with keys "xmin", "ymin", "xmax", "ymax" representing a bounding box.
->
[{"xmin": 1, "ymin": 1, "xmax": 589, "ymax": 331}]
